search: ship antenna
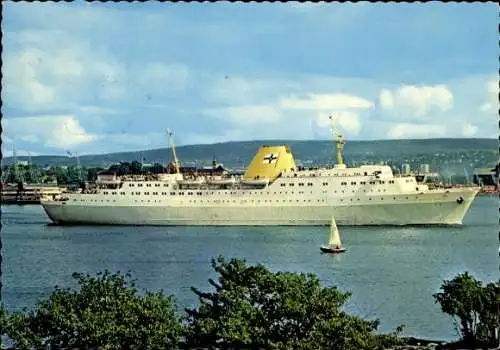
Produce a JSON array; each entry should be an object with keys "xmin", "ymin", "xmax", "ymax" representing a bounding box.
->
[
  {"xmin": 167, "ymin": 128, "xmax": 180, "ymax": 174},
  {"xmin": 329, "ymin": 115, "xmax": 345, "ymax": 166}
]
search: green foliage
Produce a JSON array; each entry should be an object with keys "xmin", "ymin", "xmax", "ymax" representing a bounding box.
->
[
  {"xmin": 1, "ymin": 270, "xmax": 182, "ymax": 349},
  {"xmin": 184, "ymin": 256, "xmax": 403, "ymax": 350},
  {"xmin": 18, "ymin": 259, "xmax": 500, "ymax": 349},
  {"xmin": 433, "ymin": 272, "xmax": 500, "ymax": 348}
]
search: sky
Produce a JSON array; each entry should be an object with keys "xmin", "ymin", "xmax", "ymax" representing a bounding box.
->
[{"xmin": 1, "ymin": 2, "xmax": 498, "ymax": 157}]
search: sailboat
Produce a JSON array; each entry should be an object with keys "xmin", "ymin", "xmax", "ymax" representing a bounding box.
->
[{"xmin": 320, "ymin": 215, "xmax": 346, "ymax": 254}]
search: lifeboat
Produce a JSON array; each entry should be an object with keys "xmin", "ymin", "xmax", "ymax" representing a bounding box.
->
[
  {"xmin": 240, "ymin": 178, "xmax": 270, "ymax": 186},
  {"xmin": 177, "ymin": 178, "xmax": 206, "ymax": 186},
  {"xmin": 207, "ymin": 176, "xmax": 236, "ymax": 186}
]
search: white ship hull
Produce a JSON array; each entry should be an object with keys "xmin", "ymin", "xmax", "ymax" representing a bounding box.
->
[{"xmin": 42, "ymin": 187, "xmax": 478, "ymax": 226}]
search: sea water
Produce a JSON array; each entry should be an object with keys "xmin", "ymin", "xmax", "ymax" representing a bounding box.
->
[{"xmin": 1, "ymin": 195, "xmax": 498, "ymax": 341}]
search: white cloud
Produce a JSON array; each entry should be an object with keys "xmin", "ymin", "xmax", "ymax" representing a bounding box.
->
[
  {"xmin": 378, "ymin": 89, "xmax": 394, "ymax": 109},
  {"xmin": 2, "ymin": 48, "xmax": 57, "ymax": 109},
  {"xmin": 203, "ymin": 105, "xmax": 282, "ymax": 126},
  {"xmin": 479, "ymin": 79, "xmax": 497, "ymax": 114},
  {"xmin": 280, "ymin": 93, "xmax": 373, "ymax": 110},
  {"xmin": 315, "ymin": 111, "xmax": 361, "ymax": 135},
  {"xmin": 461, "ymin": 122, "xmax": 478, "ymax": 137},
  {"xmin": 3, "ymin": 28, "xmax": 190, "ymax": 114},
  {"xmin": 3, "ymin": 115, "xmax": 94, "ymax": 149},
  {"xmin": 3, "ymin": 29, "xmax": 127, "ymax": 112},
  {"xmin": 378, "ymin": 85, "xmax": 453, "ymax": 118},
  {"xmin": 387, "ymin": 123, "xmax": 447, "ymax": 139}
]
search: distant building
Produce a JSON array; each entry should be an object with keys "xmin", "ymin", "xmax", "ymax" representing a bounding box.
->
[
  {"xmin": 473, "ymin": 166, "xmax": 499, "ymax": 187},
  {"xmin": 419, "ymin": 164, "xmax": 430, "ymax": 174},
  {"xmin": 402, "ymin": 163, "xmax": 411, "ymax": 175}
]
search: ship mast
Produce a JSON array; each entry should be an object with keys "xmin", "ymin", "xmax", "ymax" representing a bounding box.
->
[
  {"xmin": 329, "ymin": 115, "xmax": 345, "ymax": 166},
  {"xmin": 167, "ymin": 128, "xmax": 180, "ymax": 174}
]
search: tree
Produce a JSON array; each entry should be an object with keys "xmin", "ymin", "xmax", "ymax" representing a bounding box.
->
[
  {"xmin": 1, "ymin": 270, "xmax": 182, "ymax": 350},
  {"xmin": 130, "ymin": 161, "xmax": 143, "ymax": 175},
  {"xmin": 184, "ymin": 256, "xmax": 403, "ymax": 350},
  {"xmin": 54, "ymin": 166, "xmax": 70, "ymax": 184},
  {"xmin": 433, "ymin": 272, "xmax": 500, "ymax": 348},
  {"xmin": 86, "ymin": 167, "xmax": 103, "ymax": 182}
]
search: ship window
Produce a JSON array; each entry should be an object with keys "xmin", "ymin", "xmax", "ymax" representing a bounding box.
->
[
  {"xmin": 112, "ymin": 192, "xmax": 117, "ymax": 195},
  {"xmin": 370, "ymin": 181, "xmax": 375, "ymax": 184},
  {"xmin": 138, "ymin": 184, "xmax": 143, "ymax": 187},
  {"xmin": 136, "ymin": 192, "xmax": 140, "ymax": 195},
  {"xmin": 170, "ymin": 192, "xmax": 175, "ymax": 195},
  {"xmin": 146, "ymin": 184, "xmax": 151, "ymax": 187},
  {"xmin": 360, "ymin": 181, "xmax": 366, "ymax": 185},
  {"xmin": 299, "ymin": 183, "xmax": 304, "ymax": 186},
  {"xmin": 164, "ymin": 184, "xmax": 169, "ymax": 187},
  {"xmin": 307, "ymin": 183, "xmax": 313, "ymax": 186},
  {"xmin": 364, "ymin": 172, "xmax": 368, "ymax": 176},
  {"xmin": 381, "ymin": 181, "xmax": 385, "ymax": 184},
  {"xmin": 350, "ymin": 182, "xmax": 356, "ymax": 185},
  {"xmin": 104, "ymin": 192, "xmax": 108, "ymax": 195},
  {"xmin": 155, "ymin": 184, "xmax": 160, "ymax": 187},
  {"xmin": 153, "ymin": 192, "xmax": 158, "ymax": 195},
  {"xmin": 121, "ymin": 192, "xmax": 126, "ymax": 195},
  {"xmin": 289, "ymin": 183, "xmax": 294, "ymax": 187},
  {"xmin": 145, "ymin": 192, "xmax": 150, "ymax": 195},
  {"xmin": 323, "ymin": 182, "xmax": 328, "ymax": 186},
  {"xmin": 281, "ymin": 183, "xmax": 286, "ymax": 187},
  {"xmin": 129, "ymin": 184, "xmax": 134, "ymax": 187}
]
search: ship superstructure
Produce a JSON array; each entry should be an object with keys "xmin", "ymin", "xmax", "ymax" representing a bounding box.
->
[{"xmin": 41, "ymin": 120, "xmax": 480, "ymax": 226}]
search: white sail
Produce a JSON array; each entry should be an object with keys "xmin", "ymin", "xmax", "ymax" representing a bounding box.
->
[{"xmin": 328, "ymin": 215, "xmax": 342, "ymax": 248}]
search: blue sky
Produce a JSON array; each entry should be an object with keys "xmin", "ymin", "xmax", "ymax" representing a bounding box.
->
[{"xmin": 2, "ymin": 2, "xmax": 498, "ymax": 156}]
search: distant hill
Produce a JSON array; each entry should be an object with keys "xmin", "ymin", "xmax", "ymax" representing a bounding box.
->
[{"xmin": 3, "ymin": 138, "xmax": 497, "ymax": 170}]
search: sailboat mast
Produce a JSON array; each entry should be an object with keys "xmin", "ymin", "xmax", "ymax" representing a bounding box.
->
[{"xmin": 328, "ymin": 216, "xmax": 342, "ymax": 247}]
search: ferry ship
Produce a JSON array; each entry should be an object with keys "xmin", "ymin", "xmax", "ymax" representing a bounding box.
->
[{"xmin": 41, "ymin": 124, "xmax": 480, "ymax": 226}]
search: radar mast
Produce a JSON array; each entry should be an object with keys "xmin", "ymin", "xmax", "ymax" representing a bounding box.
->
[
  {"xmin": 167, "ymin": 128, "xmax": 180, "ymax": 174},
  {"xmin": 329, "ymin": 115, "xmax": 345, "ymax": 166}
]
